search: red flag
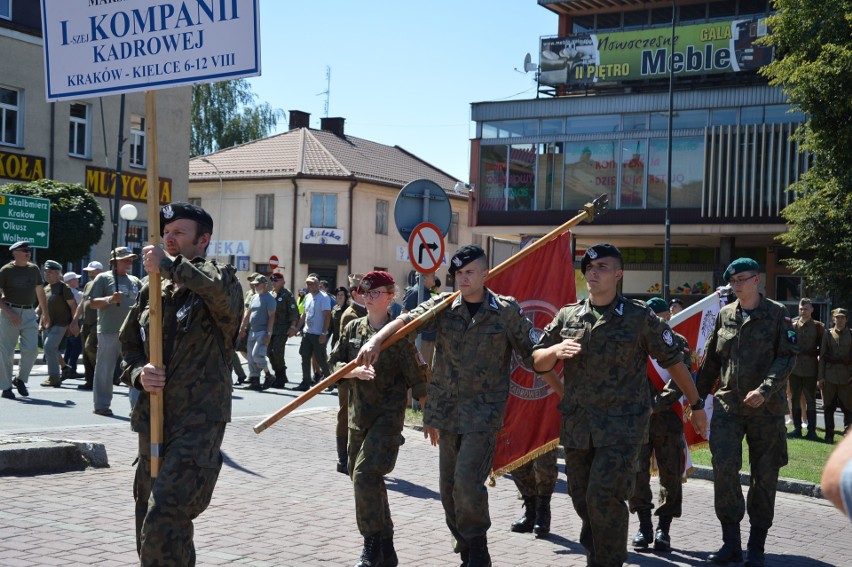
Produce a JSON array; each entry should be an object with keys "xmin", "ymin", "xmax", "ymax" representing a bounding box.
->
[
  {"xmin": 487, "ymin": 233, "xmax": 576, "ymax": 477},
  {"xmin": 647, "ymin": 287, "xmax": 729, "ymax": 448}
]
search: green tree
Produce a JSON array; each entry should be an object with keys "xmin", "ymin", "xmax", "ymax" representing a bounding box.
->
[
  {"xmin": 191, "ymin": 79, "xmax": 283, "ymax": 156},
  {"xmin": 760, "ymin": 0, "xmax": 852, "ymax": 304},
  {"xmin": 1, "ymin": 179, "xmax": 105, "ymax": 266}
]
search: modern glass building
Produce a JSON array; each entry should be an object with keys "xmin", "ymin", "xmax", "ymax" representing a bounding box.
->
[{"xmin": 468, "ymin": 0, "xmax": 815, "ymax": 311}]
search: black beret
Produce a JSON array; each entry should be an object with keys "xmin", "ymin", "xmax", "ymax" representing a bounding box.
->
[
  {"xmin": 580, "ymin": 243, "xmax": 622, "ymax": 274},
  {"xmin": 160, "ymin": 202, "xmax": 213, "ymax": 236},
  {"xmin": 449, "ymin": 244, "xmax": 486, "ymax": 276}
]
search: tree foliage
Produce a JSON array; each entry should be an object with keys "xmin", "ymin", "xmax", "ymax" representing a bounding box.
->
[
  {"xmin": 1, "ymin": 179, "xmax": 105, "ymax": 266},
  {"xmin": 760, "ymin": 0, "xmax": 852, "ymax": 304},
  {"xmin": 191, "ymin": 79, "xmax": 283, "ymax": 156}
]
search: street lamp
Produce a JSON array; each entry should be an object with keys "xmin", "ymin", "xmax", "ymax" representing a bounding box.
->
[
  {"xmin": 200, "ymin": 157, "xmax": 224, "ymax": 258},
  {"xmin": 120, "ymin": 203, "xmax": 138, "ymax": 247}
]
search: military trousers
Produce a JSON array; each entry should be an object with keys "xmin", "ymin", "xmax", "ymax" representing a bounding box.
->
[
  {"xmin": 709, "ymin": 409, "xmax": 787, "ymax": 531},
  {"xmin": 823, "ymin": 382, "xmax": 852, "ymax": 438},
  {"xmin": 81, "ymin": 322, "xmax": 98, "ymax": 382},
  {"xmin": 789, "ymin": 373, "xmax": 818, "ymax": 429},
  {"xmin": 511, "ymin": 449, "xmax": 558, "ymax": 498},
  {"xmin": 134, "ymin": 422, "xmax": 226, "ymax": 567},
  {"xmin": 348, "ymin": 426, "xmax": 404, "ymax": 538},
  {"xmin": 438, "ymin": 429, "xmax": 497, "ymax": 546},
  {"xmin": 267, "ymin": 331, "xmax": 289, "ymax": 379},
  {"xmin": 564, "ymin": 443, "xmax": 641, "ymax": 567},
  {"xmin": 0, "ymin": 306, "xmax": 38, "ymax": 388},
  {"xmin": 336, "ymin": 380, "xmax": 350, "ymax": 437},
  {"xmin": 628, "ymin": 413, "xmax": 684, "ymax": 518}
]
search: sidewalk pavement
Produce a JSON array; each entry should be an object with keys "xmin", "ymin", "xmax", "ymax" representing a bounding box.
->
[{"xmin": 1, "ymin": 408, "xmax": 850, "ymax": 566}]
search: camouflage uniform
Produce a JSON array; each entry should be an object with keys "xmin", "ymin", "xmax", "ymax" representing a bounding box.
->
[
  {"xmin": 337, "ymin": 302, "xmax": 367, "ymax": 438},
  {"xmin": 696, "ymin": 296, "xmax": 797, "ymax": 533},
  {"xmin": 511, "ymin": 450, "xmax": 558, "ymax": 499},
  {"xmin": 268, "ymin": 286, "xmax": 299, "ymax": 384},
  {"xmin": 819, "ymin": 326, "xmax": 852, "ymax": 442},
  {"xmin": 535, "ymin": 296, "xmax": 685, "ymax": 567},
  {"xmin": 400, "ymin": 289, "xmax": 535, "ymax": 550},
  {"xmin": 790, "ymin": 317, "xmax": 825, "ymax": 434},
  {"xmin": 629, "ymin": 331, "xmax": 689, "ymax": 520},
  {"xmin": 120, "ymin": 256, "xmax": 243, "ymax": 566},
  {"xmin": 328, "ymin": 317, "xmax": 428, "ymax": 538}
]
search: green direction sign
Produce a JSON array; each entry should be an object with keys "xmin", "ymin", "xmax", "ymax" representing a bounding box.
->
[{"xmin": 0, "ymin": 193, "xmax": 51, "ymax": 248}]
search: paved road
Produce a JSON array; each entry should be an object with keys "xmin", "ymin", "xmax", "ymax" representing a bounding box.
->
[
  {"xmin": 1, "ymin": 340, "xmax": 337, "ymax": 432},
  {"xmin": 1, "ymin": 408, "xmax": 850, "ymax": 566}
]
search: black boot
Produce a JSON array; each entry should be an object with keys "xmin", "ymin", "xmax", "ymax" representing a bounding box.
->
[
  {"xmin": 245, "ymin": 376, "xmax": 262, "ymax": 391},
  {"xmin": 466, "ymin": 536, "xmax": 491, "ymax": 567},
  {"xmin": 336, "ymin": 436, "xmax": 349, "ymax": 475},
  {"xmin": 654, "ymin": 515, "xmax": 672, "ymax": 552},
  {"xmin": 708, "ymin": 522, "xmax": 743, "ymax": 564},
  {"xmin": 632, "ymin": 509, "xmax": 653, "ymax": 549},
  {"xmin": 534, "ymin": 494, "xmax": 552, "ymax": 536},
  {"xmin": 354, "ymin": 535, "xmax": 384, "ymax": 567},
  {"xmin": 745, "ymin": 527, "xmax": 767, "ymax": 567},
  {"xmin": 381, "ymin": 537, "xmax": 399, "ymax": 567},
  {"xmin": 805, "ymin": 408, "xmax": 820, "ymax": 440},
  {"xmin": 510, "ymin": 496, "xmax": 535, "ymax": 533}
]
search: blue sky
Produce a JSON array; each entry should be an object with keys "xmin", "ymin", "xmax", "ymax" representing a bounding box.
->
[{"xmin": 247, "ymin": 1, "xmax": 556, "ymax": 182}]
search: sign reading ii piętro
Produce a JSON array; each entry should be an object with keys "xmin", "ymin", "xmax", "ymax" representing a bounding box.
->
[
  {"xmin": 0, "ymin": 194, "xmax": 51, "ymax": 248},
  {"xmin": 40, "ymin": 0, "xmax": 261, "ymax": 101}
]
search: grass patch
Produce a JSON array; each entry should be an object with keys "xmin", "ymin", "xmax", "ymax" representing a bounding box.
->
[
  {"xmin": 405, "ymin": 408, "xmax": 424, "ymax": 427},
  {"xmin": 689, "ymin": 426, "xmax": 839, "ymax": 485}
]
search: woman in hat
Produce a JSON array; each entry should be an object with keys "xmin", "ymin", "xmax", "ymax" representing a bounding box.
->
[{"xmin": 328, "ymin": 270, "xmax": 429, "ymax": 567}]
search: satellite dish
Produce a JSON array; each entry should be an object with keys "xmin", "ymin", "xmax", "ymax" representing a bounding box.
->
[
  {"xmin": 453, "ymin": 181, "xmax": 465, "ymax": 194},
  {"xmin": 523, "ymin": 53, "xmax": 538, "ymax": 73}
]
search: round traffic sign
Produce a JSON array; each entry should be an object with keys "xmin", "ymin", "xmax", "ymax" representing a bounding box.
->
[
  {"xmin": 394, "ymin": 179, "xmax": 452, "ymax": 242},
  {"xmin": 407, "ymin": 222, "xmax": 445, "ymax": 275},
  {"xmin": 268, "ymin": 255, "xmax": 279, "ymax": 270}
]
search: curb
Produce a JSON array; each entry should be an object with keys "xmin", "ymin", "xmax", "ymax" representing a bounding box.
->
[{"xmin": 0, "ymin": 437, "xmax": 109, "ymax": 475}]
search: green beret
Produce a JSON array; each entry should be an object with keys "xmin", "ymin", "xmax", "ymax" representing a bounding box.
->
[
  {"xmin": 646, "ymin": 297, "xmax": 669, "ymax": 314},
  {"xmin": 43, "ymin": 260, "xmax": 62, "ymax": 271},
  {"xmin": 723, "ymin": 258, "xmax": 759, "ymax": 282}
]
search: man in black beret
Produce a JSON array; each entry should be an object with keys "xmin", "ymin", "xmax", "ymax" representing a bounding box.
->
[
  {"xmin": 533, "ymin": 243, "xmax": 707, "ymax": 567},
  {"xmin": 357, "ymin": 243, "xmax": 538, "ymax": 566},
  {"xmin": 120, "ymin": 201, "xmax": 244, "ymax": 564}
]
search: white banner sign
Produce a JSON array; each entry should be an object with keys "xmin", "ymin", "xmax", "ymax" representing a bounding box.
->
[
  {"xmin": 41, "ymin": 0, "xmax": 261, "ymax": 101},
  {"xmin": 301, "ymin": 227, "xmax": 346, "ymax": 245}
]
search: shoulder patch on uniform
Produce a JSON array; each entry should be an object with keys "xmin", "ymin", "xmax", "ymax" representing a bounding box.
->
[
  {"xmin": 662, "ymin": 328, "xmax": 674, "ymax": 346},
  {"xmin": 787, "ymin": 329, "xmax": 797, "ymax": 344}
]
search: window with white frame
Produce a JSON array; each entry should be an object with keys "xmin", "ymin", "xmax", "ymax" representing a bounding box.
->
[
  {"xmin": 0, "ymin": 0, "xmax": 10, "ymax": 20},
  {"xmin": 311, "ymin": 193, "xmax": 337, "ymax": 228},
  {"xmin": 0, "ymin": 86, "xmax": 21, "ymax": 146},
  {"xmin": 68, "ymin": 103, "xmax": 90, "ymax": 157},
  {"xmin": 375, "ymin": 199, "xmax": 388, "ymax": 235},
  {"xmin": 129, "ymin": 114, "xmax": 145, "ymax": 167},
  {"xmin": 255, "ymin": 194, "xmax": 274, "ymax": 229}
]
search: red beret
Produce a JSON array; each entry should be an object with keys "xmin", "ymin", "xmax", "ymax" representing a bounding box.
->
[{"xmin": 359, "ymin": 270, "xmax": 395, "ymax": 292}]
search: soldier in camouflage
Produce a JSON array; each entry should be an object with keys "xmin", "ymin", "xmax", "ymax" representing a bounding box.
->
[
  {"xmin": 819, "ymin": 308, "xmax": 852, "ymax": 445},
  {"xmin": 120, "ymin": 202, "xmax": 244, "ymax": 567},
  {"xmin": 328, "ymin": 271, "xmax": 429, "ymax": 567},
  {"xmin": 629, "ymin": 297, "xmax": 689, "ymax": 553},
  {"xmin": 267, "ymin": 272, "xmax": 299, "ymax": 388},
  {"xmin": 334, "ymin": 273, "xmax": 366, "ymax": 475},
  {"xmin": 697, "ymin": 257, "xmax": 798, "ymax": 567},
  {"xmin": 358, "ymin": 244, "xmax": 536, "ymax": 567},
  {"xmin": 532, "ymin": 243, "xmax": 707, "ymax": 567},
  {"xmin": 509, "ymin": 449, "xmax": 559, "ymax": 537}
]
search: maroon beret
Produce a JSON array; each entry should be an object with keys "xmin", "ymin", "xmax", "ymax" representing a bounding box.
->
[{"xmin": 359, "ymin": 270, "xmax": 395, "ymax": 292}]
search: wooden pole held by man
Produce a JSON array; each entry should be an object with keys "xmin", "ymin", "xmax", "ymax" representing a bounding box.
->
[
  {"xmin": 253, "ymin": 195, "xmax": 609, "ymax": 434},
  {"xmin": 145, "ymin": 91, "xmax": 165, "ymax": 477}
]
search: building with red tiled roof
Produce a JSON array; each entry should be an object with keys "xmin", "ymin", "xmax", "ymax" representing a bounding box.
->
[{"xmin": 189, "ymin": 112, "xmax": 471, "ymax": 289}]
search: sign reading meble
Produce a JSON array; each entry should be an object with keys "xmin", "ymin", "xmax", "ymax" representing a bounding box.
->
[{"xmin": 40, "ymin": 0, "xmax": 261, "ymax": 101}]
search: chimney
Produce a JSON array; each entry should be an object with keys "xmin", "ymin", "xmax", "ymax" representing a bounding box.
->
[
  {"xmin": 289, "ymin": 110, "xmax": 311, "ymax": 130},
  {"xmin": 320, "ymin": 117, "xmax": 345, "ymax": 137}
]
